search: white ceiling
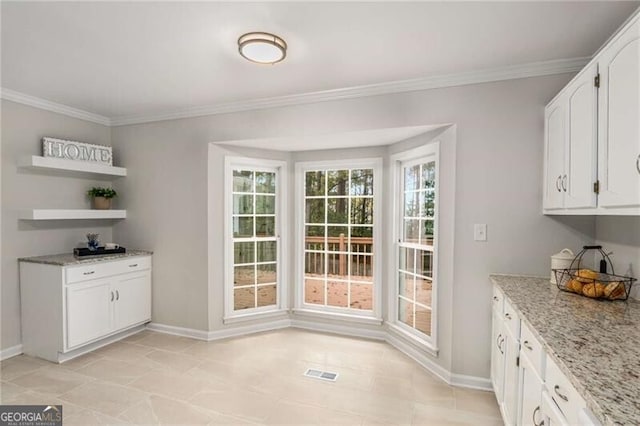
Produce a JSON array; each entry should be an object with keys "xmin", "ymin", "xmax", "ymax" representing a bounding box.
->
[{"xmin": 1, "ymin": 2, "xmax": 638, "ymax": 121}]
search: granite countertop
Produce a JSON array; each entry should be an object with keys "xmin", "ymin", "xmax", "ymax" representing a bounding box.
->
[
  {"xmin": 19, "ymin": 249, "xmax": 153, "ymax": 266},
  {"xmin": 490, "ymin": 274, "xmax": 640, "ymax": 426}
]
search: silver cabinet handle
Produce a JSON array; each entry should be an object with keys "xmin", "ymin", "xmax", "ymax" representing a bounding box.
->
[
  {"xmin": 496, "ymin": 334, "xmax": 502, "ymax": 349},
  {"xmin": 493, "ymin": 296, "xmax": 499, "ymax": 302},
  {"xmin": 562, "ymin": 175, "xmax": 567, "ymax": 192},
  {"xmin": 129, "ymin": 264, "xmax": 138, "ymax": 268},
  {"xmin": 555, "ymin": 175, "xmax": 562, "ymax": 192},
  {"xmin": 110, "ymin": 291, "xmax": 114, "ymax": 302},
  {"xmin": 83, "ymin": 271, "xmax": 95, "ymax": 275},
  {"xmin": 116, "ymin": 290, "xmax": 120, "ymax": 300},
  {"xmin": 636, "ymin": 154, "xmax": 640, "ymax": 175},
  {"xmin": 554, "ymin": 385, "xmax": 569, "ymax": 402},
  {"xmin": 533, "ymin": 406, "xmax": 544, "ymax": 426},
  {"xmin": 523, "ymin": 340, "xmax": 533, "ymax": 351},
  {"xmin": 505, "ymin": 313, "xmax": 512, "ymax": 320}
]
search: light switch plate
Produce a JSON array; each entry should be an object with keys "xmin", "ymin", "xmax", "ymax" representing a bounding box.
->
[{"xmin": 474, "ymin": 224, "xmax": 487, "ymax": 242}]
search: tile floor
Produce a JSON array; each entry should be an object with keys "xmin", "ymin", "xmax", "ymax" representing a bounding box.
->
[{"xmin": 0, "ymin": 329, "xmax": 501, "ymax": 425}]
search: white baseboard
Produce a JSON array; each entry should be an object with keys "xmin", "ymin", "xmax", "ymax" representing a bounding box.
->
[
  {"xmin": 207, "ymin": 318, "xmax": 291, "ymax": 340},
  {"xmin": 386, "ymin": 331, "xmax": 452, "ymax": 384},
  {"xmin": 147, "ymin": 319, "xmax": 291, "ymax": 342},
  {"xmin": 450, "ymin": 373, "xmax": 493, "ymax": 391},
  {"xmin": 386, "ymin": 329, "xmax": 491, "ymax": 391},
  {"xmin": 146, "ymin": 322, "xmax": 211, "ymax": 340},
  {"xmin": 0, "ymin": 344, "xmax": 23, "ymax": 361},
  {"xmin": 290, "ymin": 318, "xmax": 386, "ymax": 341}
]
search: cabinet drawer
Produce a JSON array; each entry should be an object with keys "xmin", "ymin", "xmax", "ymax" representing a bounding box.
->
[
  {"xmin": 545, "ymin": 354, "xmax": 586, "ymax": 425},
  {"xmin": 66, "ymin": 256, "xmax": 151, "ymax": 284},
  {"xmin": 66, "ymin": 262, "xmax": 117, "ymax": 284},
  {"xmin": 503, "ymin": 299, "xmax": 520, "ymax": 338},
  {"xmin": 114, "ymin": 256, "xmax": 151, "ymax": 275},
  {"xmin": 492, "ymin": 285, "xmax": 504, "ymax": 314},
  {"xmin": 520, "ymin": 321, "xmax": 545, "ymax": 377}
]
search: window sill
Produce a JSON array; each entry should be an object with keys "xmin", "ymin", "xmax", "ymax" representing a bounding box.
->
[
  {"xmin": 387, "ymin": 323, "xmax": 439, "ymax": 357},
  {"xmin": 223, "ymin": 309, "xmax": 289, "ymax": 325},
  {"xmin": 292, "ymin": 308, "xmax": 383, "ymax": 326}
]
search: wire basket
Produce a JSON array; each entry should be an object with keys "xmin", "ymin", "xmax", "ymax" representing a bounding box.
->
[{"xmin": 553, "ymin": 246, "xmax": 636, "ymax": 301}]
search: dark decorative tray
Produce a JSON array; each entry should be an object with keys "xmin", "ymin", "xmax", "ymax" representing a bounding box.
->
[{"xmin": 74, "ymin": 247, "xmax": 126, "ymax": 257}]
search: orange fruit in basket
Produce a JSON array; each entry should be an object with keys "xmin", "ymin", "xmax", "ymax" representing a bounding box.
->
[{"xmin": 576, "ymin": 269, "xmax": 599, "ymax": 283}]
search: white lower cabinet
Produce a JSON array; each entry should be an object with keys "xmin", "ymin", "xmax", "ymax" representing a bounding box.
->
[
  {"xmin": 66, "ymin": 279, "xmax": 114, "ymax": 348},
  {"xmin": 519, "ymin": 353, "xmax": 544, "ymax": 426},
  {"xmin": 491, "ymin": 284, "xmax": 601, "ymax": 426},
  {"xmin": 491, "ymin": 295, "xmax": 521, "ymax": 425},
  {"xmin": 20, "ymin": 255, "xmax": 152, "ymax": 362},
  {"xmin": 491, "ymin": 309, "xmax": 506, "ymax": 402}
]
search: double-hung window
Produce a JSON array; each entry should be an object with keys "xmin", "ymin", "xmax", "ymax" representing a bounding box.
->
[
  {"xmin": 225, "ymin": 157, "xmax": 286, "ymax": 319},
  {"xmin": 393, "ymin": 143, "xmax": 439, "ymax": 344},
  {"xmin": 297, "ymin": 159, "xmax": 382, "ymax": 318}
]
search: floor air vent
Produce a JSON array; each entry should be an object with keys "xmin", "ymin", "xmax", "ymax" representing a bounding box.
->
[{"xmin": 304, "ymin": 368, "xmax": 339, "ymax": 382}]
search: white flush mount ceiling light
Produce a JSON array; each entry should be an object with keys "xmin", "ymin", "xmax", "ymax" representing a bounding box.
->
[{"xmin": 238, "ymin": 32, "xmax": 287, "ymax": 65}]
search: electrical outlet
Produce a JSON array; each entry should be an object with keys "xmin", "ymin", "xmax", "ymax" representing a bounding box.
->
[{"xmin": 474, "ymin": 224, "xmax": 487, "ymax": 242}]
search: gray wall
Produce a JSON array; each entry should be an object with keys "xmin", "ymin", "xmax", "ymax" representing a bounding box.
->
[
  {"xmin": 111, "ymin": 74, "xmax": 596, "ymax": 378},
  {"xmin": 1, "ymin": 100, "xmax": 113, "ymax": 351},
  {"xmin": 595, "ymin": 217, "xmax": 640, "ymax": 299}
]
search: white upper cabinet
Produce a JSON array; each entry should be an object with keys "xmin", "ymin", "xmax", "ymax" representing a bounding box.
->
[
  {"xmin": 598, "ymin": 17, "xmax": 640, "ymax": 209},
  {"xmin": 543, "ymin": 98, "xmax": 567, "ymax": 210},
  {"xmin": 566, "ymin": 64, "xmax": 598, "ymax": 209},
  {"xmin": 544, "ymin": 11, "xmax": 640, "ymax": 215},
  {"xmin": 543, "ymin": 64, "xmax": 598, "ymax": 212}
]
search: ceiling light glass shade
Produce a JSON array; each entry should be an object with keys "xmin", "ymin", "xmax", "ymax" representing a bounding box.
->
[{"xmin": 238, "ymin": 32, "xmax": 287, "ymax": 64}]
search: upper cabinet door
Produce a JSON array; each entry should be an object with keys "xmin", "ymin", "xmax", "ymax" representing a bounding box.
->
[
  {"xmin": 598, "ymin": 17, "xmax": 640, "ymax": 208},
  {"xmin": 544, "ymin": 99, "xmax": 566, "ymax": 210},
  {"xmin": 565, "ymin": 64, "xmax": 598, "ymax": 209}
]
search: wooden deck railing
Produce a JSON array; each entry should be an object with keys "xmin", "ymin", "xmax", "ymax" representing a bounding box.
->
[{"xmin": 305, "ymin": 234, "xmax": 373, "ymax": 278}]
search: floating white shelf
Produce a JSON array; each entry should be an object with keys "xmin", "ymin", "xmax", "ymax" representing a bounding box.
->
[
  {"xmin": 20, "ymin": 156, "xmax": 127, "ymax": 178},
  {"xmin": 20, "ymin": 209, "xmax": 127, "ymax": 220}
]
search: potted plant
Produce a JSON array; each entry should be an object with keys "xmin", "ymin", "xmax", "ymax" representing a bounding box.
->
[{"xmin": 87, "ymin": 187, "xmax": 117, "ymax": 210}]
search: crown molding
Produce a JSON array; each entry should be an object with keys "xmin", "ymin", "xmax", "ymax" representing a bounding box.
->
[
  {"xmin": 2, "ymin": 56, "xmax": 589, "ymax": 128},
  {"xmin": 110, "ymin": 56, "xmax": 589, "ymax": 127},
  {"xmin": 0, "ymin": 88, "xmax": 111, "ymax": 126}
]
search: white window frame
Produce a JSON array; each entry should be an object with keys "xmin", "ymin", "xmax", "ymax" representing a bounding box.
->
[
  {"xmin": 389, "ymin": 142, "xmax": 440, "ymax": 353},
  {"xmin": 294, "ymin": 158, "xmax": 383, "ymax": 322},
  {"xmin": 223, "ymin": 156, "xmax": 288, "ymax": 322}
]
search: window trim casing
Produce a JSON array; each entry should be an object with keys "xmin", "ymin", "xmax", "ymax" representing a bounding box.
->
[
  {"xmin": 389, "ymin": 142, "xmax": 440, "ymax": 353},
  {"xmin": 294, "ymin": 157, "xmax": 383, "ymax": 321},
  {"xmin": 223, "ymin": 156, "xmax": 288, "ymax": 323}
]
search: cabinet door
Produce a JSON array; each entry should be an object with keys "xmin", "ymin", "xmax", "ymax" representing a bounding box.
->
[
  {"xmin": 113, "ymin": 271, "xmax": 151, "ymax": 331},
  {"xmin": 565, "ymin": 64, "xmax": 598, "ymax": 209},
  {"xmin": 66, "ymin": 279, "xmax": 113, "ymax": 348},
  {"xmin": 503, "ymin": 330, "xmax": 520, "ymax": 426},
  {"xmin": 544, "ymin": 100, "xmax": 566, "ymax": 210},
  {"xmin": 491, "ymin": 310, "xmax": 506, "ymax": 404},
  {"xmin": 598, "ymin": 18, "xmax": 640, "ymax": 208},
  {"xmin": 541, "ymin": 390, "xmax": 569, "ymax": 426},
  {"xmin": 519, "ymin": 354, "xmax": 544, "ymax": 426}
]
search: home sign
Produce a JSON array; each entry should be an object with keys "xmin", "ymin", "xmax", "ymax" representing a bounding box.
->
[{"xmin": 42, "ymin": 137, "xmax": 112, "ymax": 166}]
